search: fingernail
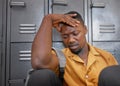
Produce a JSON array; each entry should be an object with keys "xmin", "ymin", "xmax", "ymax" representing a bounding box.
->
[
  {"xmin": 74, "ymin": 13, "xmax": 77, "ymax": 15},
  {"xmin": 77, "ymin": 21, "xmax": 80, "ymax": 23}
]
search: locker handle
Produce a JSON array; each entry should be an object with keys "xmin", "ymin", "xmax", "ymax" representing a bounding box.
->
[
  {"xmin": 91, "ymin": 3, "xmax": 105, "ymax": 8},
  {"xmin": 10, "ymin": 1, "xmax": 26, "ymax": 7},
  {"xmin": 52, "ymin": 0, "xmax": 68, "ymax": 6},
  {"xmin": 52, "ymin": 3, "xmax": 67, "ymax": 6}
]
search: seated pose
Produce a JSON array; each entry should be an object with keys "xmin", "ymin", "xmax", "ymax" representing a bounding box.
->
[
  {"xmin": 27, "ymin": 11, "xmax": 118, "ymax": 86},
  {"xmin": 98, "ymin": 65, "xmax": 120, "ymax": 86}
]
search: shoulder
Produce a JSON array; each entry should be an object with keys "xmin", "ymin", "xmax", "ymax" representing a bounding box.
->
[
  {"xmin": 89, "ymin": 44, "xmax": 117, "ymax": 62},
  {"xmin": 92, "ymin": 45, "xmax": 113, "ymax": 57},
  {"xmin": 92, "ymin": 45, "xmax": 118, "ymax": 64}
]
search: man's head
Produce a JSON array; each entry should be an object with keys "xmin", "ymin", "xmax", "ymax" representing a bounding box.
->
[{"xmin": 61, "ymin": 11, "xmax": 87, "ymax": 54}]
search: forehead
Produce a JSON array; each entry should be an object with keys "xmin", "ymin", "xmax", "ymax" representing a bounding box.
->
[{"xmin": 61, "ymin": 24, "xmax": 84, "ymax": 33}]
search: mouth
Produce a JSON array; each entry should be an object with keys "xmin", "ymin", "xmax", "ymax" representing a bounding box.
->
[{"xmin": 68, "ymin": 44, "xmax": 79, "ymax": 50}]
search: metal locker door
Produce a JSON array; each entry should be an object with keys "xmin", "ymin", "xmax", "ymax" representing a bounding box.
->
[
  {"xmin": 51, "ymin": 0, "xmax": 85, "ymax": 49},
  {"xmin": 9, "ymin": 0, "xmax": 47, "ymax": 42},
  {"xmin": 91, "ymin": 0, "xmax": 120, "ymax": 41},
  {"xmin": 9, "ymin": 43, "xmax": 32, "ymax": 86},
  {"xmin": 91, "ymin": 0, "xmax": 120, "ymax": 64}
]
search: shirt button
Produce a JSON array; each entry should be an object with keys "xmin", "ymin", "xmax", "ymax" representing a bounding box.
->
[{"xmin": 85, "ymin": 75, "xmax": 89, "ymax": 79}]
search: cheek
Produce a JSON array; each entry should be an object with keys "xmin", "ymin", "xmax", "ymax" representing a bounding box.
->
[
  {"xmin": 62, "ymin": 39, "xmax": 68, "ymax": 46},
  {"xmin": 78, "ymin": 35, "xmax": 85, "ymax": 42}
]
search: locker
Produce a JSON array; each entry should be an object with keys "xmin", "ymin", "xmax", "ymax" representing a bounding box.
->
[
  {"xmin": 91, "ymin": 0, "xmax": 120, "ymax": 64},
  {"xmin": 52, "ymin": 0, "xmax": 85, "ymax": 48},
  {"xmin": 10, "ymin": 0, "xmax": 47, "ymax": 42},
  {"xmin": 6, "ymin": 0, "xmax": 48, "ymax": 86},
  {"xmin": 91, "ymin": 0, "xmax": 120, "ymax": 41},
  {"xmin": 9, "ymin": 43, "xmax": 32, "ymax": 86}
]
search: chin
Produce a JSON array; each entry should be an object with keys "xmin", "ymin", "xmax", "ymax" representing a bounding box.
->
[{"xmin": 70, "ymin": 48, "xmax": 82, "ymax": 54}]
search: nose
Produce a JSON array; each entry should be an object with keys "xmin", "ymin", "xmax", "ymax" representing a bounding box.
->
[{"xmin": 69, "ymin": 36, "xmax": 75, "ymax": 44}]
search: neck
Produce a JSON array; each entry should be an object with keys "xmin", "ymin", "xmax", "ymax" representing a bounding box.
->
[{"xmin": 78, "ymin": 43, "xmax": 89, "ymax": 64}]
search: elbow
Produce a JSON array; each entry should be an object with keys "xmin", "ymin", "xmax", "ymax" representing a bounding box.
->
[
  {"xmin": 31, "ymin": 52, "xmax": 52, "ymax": 69},
  {"xmin": 31, "ymin": 57, "xmax": 43, "ymax": 70}
]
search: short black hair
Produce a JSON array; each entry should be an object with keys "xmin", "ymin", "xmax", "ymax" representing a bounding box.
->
[{"xmin": 65, "ymin": 11, "xmax": 84, "ymax": 24}]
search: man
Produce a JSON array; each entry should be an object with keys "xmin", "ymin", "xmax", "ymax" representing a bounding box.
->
[
  {"xmin": 27, "ymin": 11, "xmax": 118, "ymax": 86},
  {"xmin": 98, "ymin": 65, "xmax": 120, "ymax": 86}
]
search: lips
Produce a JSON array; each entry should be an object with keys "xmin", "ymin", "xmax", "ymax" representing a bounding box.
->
[{"xmin": 68, "ymin": 44, "xmax": 79, "ymax": 50}]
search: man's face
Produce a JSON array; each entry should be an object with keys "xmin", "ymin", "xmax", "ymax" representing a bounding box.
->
[{"xmin": 61, "ymin": 23, "xmax": 87, "ymax": 54}]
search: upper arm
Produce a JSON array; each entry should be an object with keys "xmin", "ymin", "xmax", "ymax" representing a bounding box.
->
[{"xmin": 31, "ymin": 50, "xmax": 59, "ymax": 71}]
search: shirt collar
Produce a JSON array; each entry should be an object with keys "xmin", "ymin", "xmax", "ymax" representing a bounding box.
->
[{"xmin": 63, "ymin": 43, "xmax": 100, "ymax": 62}]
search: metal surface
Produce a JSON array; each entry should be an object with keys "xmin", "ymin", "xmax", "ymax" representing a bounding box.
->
[
  {"xmin": 0, "ymin": 0, "xmax": 2, "ymax": 85},
  {"xmin": 7, "ymin": 0, "xmax": 48, "ymax": 86},
  {"xmin": 52, "ymin": 0, "xmax": 68, "ymax": 6},
  {"xmin": 91, "ymin": 2, "xmax": 105, "ymax": 8},
  {"xmin": 19, "ymin": 50, "xmax": 31, "ymax": 61},
  {"xmin": 0, "ymin": 0, "xmax": 7, "ymax": 86},
  {"xmin": 10, "ymin": 0, "xmax": 45, "ymax": 42},
  {"xmin": 0, "ymin": 43, "xmax": 1, "ymax": 85},
  {"xmin": 91, "ymin": 0, "xmax": 120, "ymax": 64},
  {"xmin": 0, "ymin": 0, "xmax": 2, "ymax": 43},
  {"xmin": 10, "ymin": 1, "xmax": 26, "ymax": 7},
  {"xmin": 91, "ymin": 0, "xmax": 120, "ymax": 41},
  {"xmin": 53, "ymin": 42, "xmax": 65, "ymax": 49},
  {"xmin": 10, "ymin": 43, "xmax": 32, "ymax": 86}
]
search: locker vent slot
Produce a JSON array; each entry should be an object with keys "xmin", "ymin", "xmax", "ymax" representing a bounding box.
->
[
  {"xmin": 19, "ymin": 24, "xmax": 36, "ymax": 34},
  {"xmin": 19, "ymin": 50, "xmax": 31, "ymax": 61},
  {"xmin": 99, "ymin": 24, "xmax": 115, "ymax": 33}
]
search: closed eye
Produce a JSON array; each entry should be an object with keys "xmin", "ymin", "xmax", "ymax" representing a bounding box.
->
[
  {"xmin": 73, "ymin": 31, "xmax": 80, "ymax": 36},
  {"xmin": 62, "ymin": 35, "xmax": 68, "ymax": 39}
]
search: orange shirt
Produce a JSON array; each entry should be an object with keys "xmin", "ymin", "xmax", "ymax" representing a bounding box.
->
[{"xmin": 62, "ymin": 44, "xmax": 118, "ymax": 86}]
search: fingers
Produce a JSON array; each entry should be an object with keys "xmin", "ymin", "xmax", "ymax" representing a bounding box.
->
[
  {"xmin": 66, "ymin": 13, "xmax": 77, "ymax": 17},
  {"xmin": 53, "ymin": 23, "xmax": 61, "ymax": 32},
  {"xmin": 61, "ymin": 14, "xmax": 80, "ymax": 27},
  {"xmin": 52, "ymin": 13, "xmax": 80, "ymax": 31}
]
